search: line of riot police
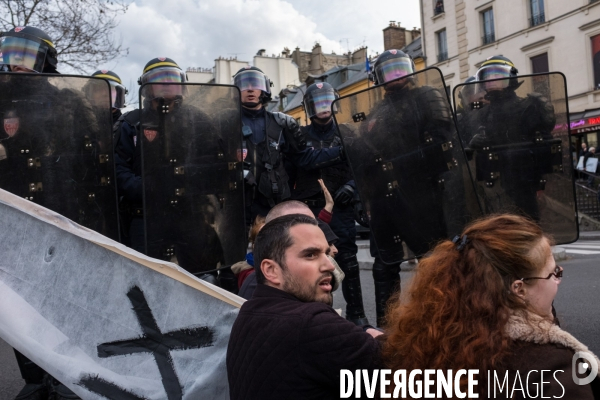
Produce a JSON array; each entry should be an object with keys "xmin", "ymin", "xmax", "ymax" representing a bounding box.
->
[{"xmin": 0, "ymin": 25, "xmax": 579, "ymax": 400}]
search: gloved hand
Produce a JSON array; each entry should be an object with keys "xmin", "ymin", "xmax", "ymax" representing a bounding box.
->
[
  {"xmin": 333, "ymin": 184, "xmax": 354, "ymax": 207},
  {"xmin": 354, "ymin": 200, "xmax": 369, "ymax": 228}
]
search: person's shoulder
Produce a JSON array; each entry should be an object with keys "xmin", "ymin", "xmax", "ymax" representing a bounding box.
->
[
  {"xmin": 508, "ymin": 339, "xmax": 575, "ymax": 370},
  {"xmin": 270, "ymin": 111, "xmax": 299, "ymax": 131}
]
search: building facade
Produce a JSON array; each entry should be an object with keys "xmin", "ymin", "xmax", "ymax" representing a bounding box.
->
[{"xmin": 421, "ymin": 0, "xmax": 600, "ymax": 146}]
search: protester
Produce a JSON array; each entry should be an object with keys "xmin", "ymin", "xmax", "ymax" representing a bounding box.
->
[
  {"xmin": 231, "ymin": 215, "xmax": 265, "ymax": 289},
  {"xmin": 382, "ymin": 214, "xmax": 599, "ymax": 398},
  {"xmin": 227, "ymin": 214, "xmax": 382, "ymax": 400},
  {"xmin": 237, "ymin": 198, "xmax": 343, "ymax": 300}
]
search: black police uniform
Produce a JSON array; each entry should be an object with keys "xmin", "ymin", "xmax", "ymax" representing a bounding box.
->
[
  {"xmin": 114, "ymin": 101, "xmax": 226, "ymax": 279},
  {"xmin": 361, "ymin": 81, "xmax": 456, "ymax": 326},
  {"xmin": 464, "ymin": 88, "xmax": 556, "ymax": 220},
  {"xmin": 242, "ymin": 106, "xmax": 344, "ymax": 223}
]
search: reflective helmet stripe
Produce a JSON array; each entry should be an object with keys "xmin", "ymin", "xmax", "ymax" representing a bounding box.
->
[
  {"xmin": 481, "ymin": 58, "xmax": 515, "ymax": 68},
  {"xmin": 93, "ymin": 74, "xmax": 122, "ymax": 84},
  {"xmin": 143, "ymin": 61, "xmax": 180, "ymax": 73}
]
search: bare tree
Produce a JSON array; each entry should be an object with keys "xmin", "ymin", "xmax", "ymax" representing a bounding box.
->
[{"xmin": 0, "ymin": 0, "xmax": 128, "ymax": 73}]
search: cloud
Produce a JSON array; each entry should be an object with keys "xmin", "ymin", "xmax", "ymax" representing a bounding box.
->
[{"xmin": 93, "ymin": 0, "xmax": 421, "ymax": 98}]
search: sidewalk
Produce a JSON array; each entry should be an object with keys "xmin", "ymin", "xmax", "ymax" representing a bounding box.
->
[
  {"xmin": 578, "ymin": 230, "xmax": 600, "ymax": 240},
  {"xmin": 356, "ymin": 230, "xmax": 599, "ymax": 268}
]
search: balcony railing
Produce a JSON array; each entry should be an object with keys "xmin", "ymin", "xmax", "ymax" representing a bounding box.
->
[
  {"xmin": 434, "ymin": 3, "xmax": 445, "ymax": 15},
  {"xmin": 529, "ymin": 12, "xmax": 545, "ymax": 27},
  {"xmin": 482, "ymin": 32, "xmax": 495, "ymax": 45},
  {"xmin": 437, "ymin": 52, "xmax": 448, "ymax": 63}
]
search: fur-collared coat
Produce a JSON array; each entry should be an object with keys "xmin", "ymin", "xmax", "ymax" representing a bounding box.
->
[{"xmin": 488, "ymin": 313, "xmax": 600, "ymax": 399}]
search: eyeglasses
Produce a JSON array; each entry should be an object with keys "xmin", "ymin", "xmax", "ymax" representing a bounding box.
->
[{"xmin": 521, "ymin": 265, "xmax": 563, "ymax": 281}]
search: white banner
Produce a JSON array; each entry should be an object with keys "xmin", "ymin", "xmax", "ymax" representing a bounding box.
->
[{"xmin": 0, "ymin": 189, "xmax": 243, "ymax": 399}]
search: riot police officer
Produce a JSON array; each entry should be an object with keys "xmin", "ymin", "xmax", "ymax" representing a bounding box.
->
[
  {"xmin": 232, "ymin": 66, "xmax": 345, "ymax": 223},
  {"xmin": 114, "ymin": 58, "xmax": 230, "ymax": 285},
  {"xmin": 90, "ymin": 69, "xmax": 128, "ymax": 123},
  {"xmin": 464, "ymin": 55, "xmax": 556, "ymax": 220},
  {"xmin": 361, "ymin": 49, "xmax": 457, "ymax": 326},
  {"xmin": 287, "ymin": 81, "xmax": 365, "ymax": 325},
  {"xmin": 114, "ymin": 58, "xmax": 184, "ymax": 253},
  {"xmin": 1, "ymin": 25, "xmax": 83, "ymax": 400}
]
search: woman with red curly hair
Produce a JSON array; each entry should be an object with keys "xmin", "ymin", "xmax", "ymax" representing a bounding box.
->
[{"xmin": 382, "ymin": 214, "xmax": 599, "ymax": 398}]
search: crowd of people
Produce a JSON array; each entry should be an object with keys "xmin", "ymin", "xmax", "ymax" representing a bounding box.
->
[{"xmin": 1, "ymin": 25, "xmax": 597, "ymax": 399}]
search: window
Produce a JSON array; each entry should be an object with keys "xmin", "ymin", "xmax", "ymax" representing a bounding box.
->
[
  {"xmin": 437, "ymin": 30, "xmax": 448, "ymax": 62},
  {"xmin": 434, "ymin": 0, "xmax": 444, "ymax": 15},
  {"xmin": 529, "ymin": 0, "xmax": 545, "ymax": 27},
  {"xmin": 592, "ymin": 34, "xmax": 600, "ymax": 90},
  {"xmin": 281, "ymin": 96, "xmax": 288, "ymax": 109},
  {"xmin": 531, "ymin": 53, "xmax": 549, "ymax": 73},
  {"xmin": 481, "ymin": 8, "xmax": 495, "ymax": 45},
  {"xmin": 531, "ymin": 53, "xmax": 549, "ymax": 92}
]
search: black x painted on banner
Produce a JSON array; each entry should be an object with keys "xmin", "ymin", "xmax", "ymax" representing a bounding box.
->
[{"xmin": 91, "ymin": 286, "xmax": 215, "ymax": 400}]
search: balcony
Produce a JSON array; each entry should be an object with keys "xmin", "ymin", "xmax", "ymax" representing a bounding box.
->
[
  {"xmin": 437, "ymin": 52, "xmax": 448, "ymax": 63},
  {"xmin": 482, "ymin": 32, "xmax": 495, "ymax": 45},
  {"xmin": 529, "ymin": 12, "xmax": 545, "ymax": 27}
]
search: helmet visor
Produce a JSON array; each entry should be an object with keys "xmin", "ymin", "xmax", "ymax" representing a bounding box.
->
[
  {"xmin": 141, "ymin": 66, "xmax": 185, "ymax": 84},
  {"xmin": 234, "ymin": 70, "xmax": 268, "ymax": 92},
  {"xmin": 375, "ymin": 57, "xmax": 414, "ymax": 84},
  {"xmin": 109, "ymin": 80, "xmax": 127, "ymax": 109},
  {"xmin": 304, "ymin": 89, "xmax": 338, "ymax": 119},
  {"xmin": 476, "ymin": 65, "xmax": 512, "ymax": 89},
  {"xmin": 0, "ymin": 36, "xmax": 47, "ymax": 73}
]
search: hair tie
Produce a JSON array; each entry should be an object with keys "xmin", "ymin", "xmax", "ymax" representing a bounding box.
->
[{"xmin": 452, "ymin": 234, "xmax": 469, "ymax": 251}]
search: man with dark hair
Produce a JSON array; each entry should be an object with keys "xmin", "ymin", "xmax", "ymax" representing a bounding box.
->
[{"xmin": 227, "ymin": 214, "xmax": 381, "ymax": 400}]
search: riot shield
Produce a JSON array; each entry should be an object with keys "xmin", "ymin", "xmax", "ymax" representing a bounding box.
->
[
  {"xmin": 0, "ymin": 73, "xmax": 119, "ymax": 240},
  {"xmin": 332, "ymin": 67, "xmax": 479, "ymax": 263},
  {"xmin": 452, "ymin": 72, "xmax": 577, "ymax": 244},
  {"xmin": 140, "ymin": 83, "xmax": 246, "ymax": 274}
]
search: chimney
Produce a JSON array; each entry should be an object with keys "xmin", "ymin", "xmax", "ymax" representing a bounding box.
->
[{"xmin": 383, "ymin": 21, "xmax": 407, "ymax": 50}]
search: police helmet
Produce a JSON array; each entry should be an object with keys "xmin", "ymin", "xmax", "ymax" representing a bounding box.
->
[
  {"xmin": 372, "ymin": 49, "xmax": 415, "ymax": 86},
  {"xmin": 92, "ymin": 70, "xmax": 127, "ymax": 109},
  {"xmin": 0, "ymin": 26, "xmax": 58, "ymax": 73},
  {"xmin": 303, "ymin": 82, "xmax": 339, "ymax": 120},
  {"xmin": 475, "ymin": 55, "xmax": 519, "ymax": 91},
  {"xmin": 138, "ymin": 57, "xmax": 187, "ymax": 85},
  {"xmin": 233, "ymin": 66, "xmax": 273, "ymax": 103}
]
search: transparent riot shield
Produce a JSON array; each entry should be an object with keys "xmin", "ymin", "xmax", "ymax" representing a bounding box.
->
[
  {"xmin": 452, "ymin": 72, "xmax": 577, "ymax": 244},
  {"xmin": 0, "ymin": 73, "xmax": 119, "ymax": 240},
  {"xmin": 140, "ymin": 83, "xmax": 245, "ymax": 274},
  {"xmin": 333, "ymin": 67, "xmax": 479, "ymax": 264}
]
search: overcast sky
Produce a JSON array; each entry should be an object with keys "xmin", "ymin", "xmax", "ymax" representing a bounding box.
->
[{"xmin": 92, "ymin": 0, "xmax": 421, "ymax": 97}]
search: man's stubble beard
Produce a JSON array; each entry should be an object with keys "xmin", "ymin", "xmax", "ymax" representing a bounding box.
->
[{"xmin": 281, "ymin": 269, "xmax": 333, "ymax": 306}]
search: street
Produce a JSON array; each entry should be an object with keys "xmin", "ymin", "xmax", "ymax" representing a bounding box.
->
[{"xmin": 1, "ymin": 239, "xmax": 599, "ymax": 398}]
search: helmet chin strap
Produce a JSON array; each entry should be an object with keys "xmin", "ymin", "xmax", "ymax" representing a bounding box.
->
[
  {"xmin": 242, "ymin": 101, "xmax": 261, "ymax": 109},
  {"xmin": 312, "ymin": 115, "xmax": 332, "ymax": 125}
]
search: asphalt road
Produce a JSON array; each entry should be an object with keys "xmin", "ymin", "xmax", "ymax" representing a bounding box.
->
[{"xmin": 1, "ymin": 243, "xmax": 599, "ymax": 398}]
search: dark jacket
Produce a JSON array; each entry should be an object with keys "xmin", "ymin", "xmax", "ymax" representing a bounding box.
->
[
  {"xmin": 290, "ymin": 119, "xmax": 355, "ymax": 200},
  {"xmin": 485, "ymin": 313, "xmax": 600, "ymax": 399},
  {"xmin": 242, "ymin": 107, "xmax": 344, "ymax": 209},
  {"xmin": 226, "ymin": 284, "xmax": 381, "ymax": 400}
]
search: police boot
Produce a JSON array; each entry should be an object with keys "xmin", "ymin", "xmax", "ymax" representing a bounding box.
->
[
  {"xmin": 336, "ymin": 253, "xmax": 368, "ymax": 326},
  {"xmin": 14, "ymin": 350, "xmax": 47, "ymax": 400},
  {"xmin": 373, "ymin": 258, "xmax": 401, "ymax": 328},
  {"xmin": 45, "ymin": 374, "xmax": 80, "ymax": 399}
]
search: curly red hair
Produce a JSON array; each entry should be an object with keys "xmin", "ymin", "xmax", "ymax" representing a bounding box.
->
[{"xmin": 382, "ymin": 214, "xmax": 552, "ymax": 376}]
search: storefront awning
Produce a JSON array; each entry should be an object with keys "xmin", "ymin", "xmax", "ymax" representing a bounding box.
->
[{"xmin": 569, "ymin": 107, "xmax": 600, "ymax": 134}]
